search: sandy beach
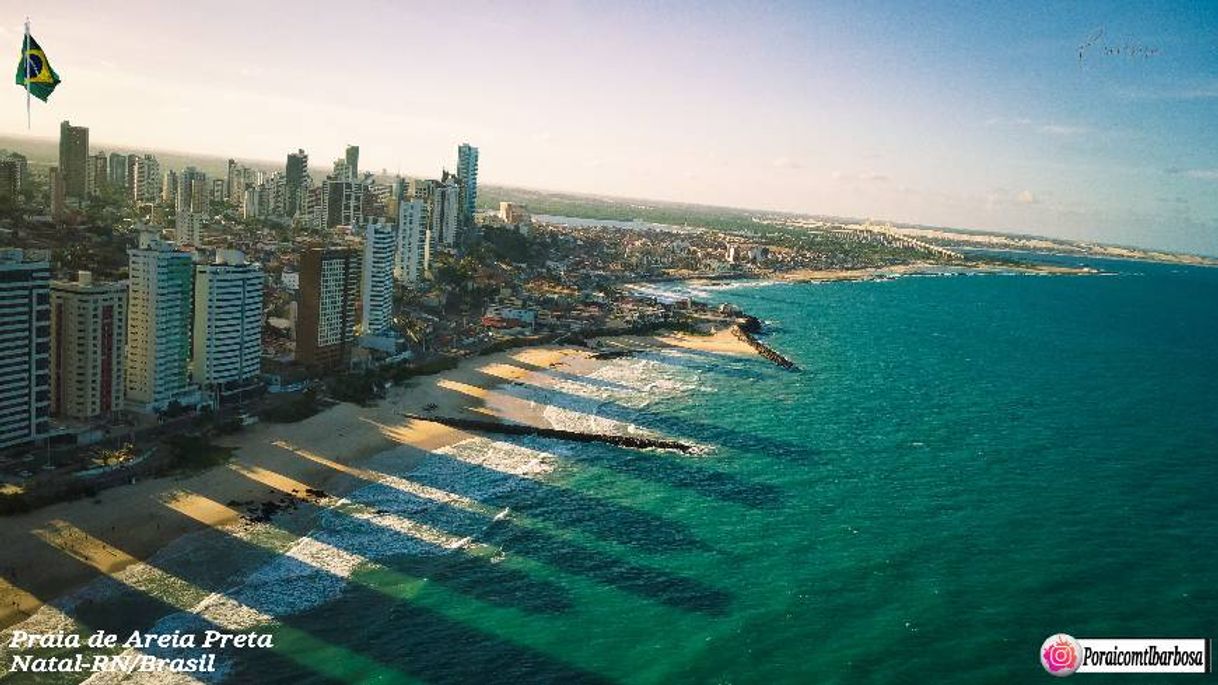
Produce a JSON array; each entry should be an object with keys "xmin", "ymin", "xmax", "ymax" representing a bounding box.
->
[
  {"xmin": 0, "ymin": 328, "xmax": 752, "ymax": 631},
  {"xmin": 771, "ymin": 261, "xmax": 1095, "ymax": 283}
]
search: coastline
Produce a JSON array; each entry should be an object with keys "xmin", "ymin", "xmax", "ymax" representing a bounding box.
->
[
  {"xmin": 664, "ymin": 260, "xmax": 1095, "ymax": 290},
  {"xmin": 770, "ymin": 261, "xmax": 1095, "ymax": 283},
  {"xmin": 0, "ymin": 327, "xmax": 752, "ymax": 632}
]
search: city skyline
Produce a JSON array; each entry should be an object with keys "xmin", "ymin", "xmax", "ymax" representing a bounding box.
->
[{"xmin": 1, "ymin": 1, "xmax": 1217, "ymax": 256}]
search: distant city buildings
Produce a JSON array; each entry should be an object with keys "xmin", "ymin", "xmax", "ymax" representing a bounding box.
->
[
  {"xmin": 0, "ymin": 249, "xmax": 51, "ymax": 449},
  {"xmin": 0, "ymin": 131, "xmax": 510, "ymax": 442},
  {"xmin": 50, "ymin": 271, "xmax": 126, "ymax": 421},
  {"xmin": 191, "ymin": 250, "xmax": 263, "ymax": 396},
  {"xmin": 296, "ymin": 246, "xmax": 359, "ymax": 371},
  {"xmin": 499, "ymin": 202, "xmax": 530, "ymax": 226}
]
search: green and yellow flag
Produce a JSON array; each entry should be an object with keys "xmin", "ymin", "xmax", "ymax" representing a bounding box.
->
[{"xmin": 15, "ymin": 32, "xmax": 60, "ymax": 102}]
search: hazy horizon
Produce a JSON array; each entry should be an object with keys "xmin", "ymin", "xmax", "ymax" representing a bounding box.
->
[{"xmin": 2, "ymin": 1, "xmax": 1216, "ymax": 255}]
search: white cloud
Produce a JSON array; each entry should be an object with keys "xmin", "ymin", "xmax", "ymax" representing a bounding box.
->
[
  {"xmin": 1017, "ymin": 190, "xmax": 1037, "ymax": 204},
  {"xmin": 772, "ymin": 157, "xmax": 802, "ymax": 170}
]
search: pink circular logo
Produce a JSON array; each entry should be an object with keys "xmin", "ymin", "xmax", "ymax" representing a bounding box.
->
[{"xmin": 1040, "ymin": 633, "xmax": 1081, "ymax": 677}]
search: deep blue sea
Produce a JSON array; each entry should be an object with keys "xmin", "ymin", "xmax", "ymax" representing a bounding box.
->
[{"xmin": 5, "ymin": 256, "xmax": 1215, "ymax": 684}]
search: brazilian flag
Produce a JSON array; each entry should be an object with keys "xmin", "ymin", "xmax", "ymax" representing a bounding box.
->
[{"xmin": 15, "ymin": 33, "xmax": 59, "ymax": 102}]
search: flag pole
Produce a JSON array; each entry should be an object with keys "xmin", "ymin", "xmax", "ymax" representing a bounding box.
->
[{"xmin": 24, "ymin": 17, "xmax": 31, "ymax": 129}]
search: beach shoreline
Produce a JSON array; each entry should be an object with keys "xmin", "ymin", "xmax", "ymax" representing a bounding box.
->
[
  {"xmin": 769, "ymin": 261, "xmax": 1095, "ymax": 283},
  {"xmin": 0, "ymin": 327, "xmax": 751, "ymax": 632},
  {"xmin": 659, "ymin": 260, "xmax": 1095, "ymax": 290}
]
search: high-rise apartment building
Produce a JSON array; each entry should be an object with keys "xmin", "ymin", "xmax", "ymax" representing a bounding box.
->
[
  {"xmin": 49, "ymin": 271, "xmax": 126, "ymax": 421},
  {"xmin": 0, "ymin": 249, "xmax": 51, "ymax": 449},
  {"xmin": 131, "ymin": 155, "xmax": 161, "ymax": 204},
  {"xmin": 58, "ymin": 120, "xmax": 89, "ymax": 200},
  {"xmin": 432, "ymin": 182, "xmax": 460, "ymax": 248},
  {"xmin": 175, "ymin": 211, "xmax": 204, "ymax": 247},
  {"xmin": 4, "ymin": 153, "xmax": 28, "ymax": 191},
  {"xmin": 242, "ymin": 186, "xmax": 265, "ymax": 219},
  {"xmin": 175, "ymin": 168, "xmax": 208, "ymax": 246},
  {"xmin": 457, "ymin": 143, "xmax": 478, "ymax": 228},
  {"xmin": 107, "ymin": 152, "xmax": 127, "ymax": 188},
  {"xmin": 227, "ymin": 162, "xmax": 250, "ymax": 205},
  {"xmin": 361, "ymin": 220, "xmax": 396, "ymax": 342},
  {"xmin": 125, "ymin": 154, "xmax": 139, "ymax": 191},
  {"xmin": 225, "ymin": 159, "xmax": 237, "ymax": 201},
  {"xmin": 86, "ymin": 152, "xmax": 108, "ymax": 196},
  {"xmin": 345, "ymin": 145, "xmax": 359, "ymax": 180},
  {"xmin": 285, "ymin": 149, "xmax": 308, "ymax": 217},
  {"xmin": 177, "ymin": 167, "xmax": 206, "ymax": 213},
  {"xmin": 210, "ymin": 178, "xmax": 226, "ymax": 204},
  {"xmin": 395, "ymin": 199, "xmax": 428, "ymax": 283},
  {"xmin": 296, "ymin": 247, "xmax": 358, "ymax": 371},
  {"xmin": 162, "ymin": 170, "xmax": 178, "ymax": 206},
  {"xmin": 125, "ymin": 232, "xmax": 195, "ymax": 412},
  {"xmin": 324, "ymin": 179, "xmax": 364, "ymax": 228},
  {"xmin": 48, "ymin": 166, "xmax": 65, "ymax": 219},
  {"xmin": 192, "ymin": 251, "xmax": 263, "ymax": 396},
  {"xmin": 0, "ymin": 160, "xmax": 18, "ymax": 201}
]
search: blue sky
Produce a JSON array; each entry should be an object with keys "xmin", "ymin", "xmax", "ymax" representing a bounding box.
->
[{"xmin": 1, "ymin": 0, "xmax": 1216, "ymax": 254}]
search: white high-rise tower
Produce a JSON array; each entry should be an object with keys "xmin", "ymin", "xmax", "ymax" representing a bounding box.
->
[
  {"xmin": 361, "ymin": 219, "xmax": 396, "ymax": 344},
  {"xmin": 192, "ymin": 250, "xmax": 263, "ymax": 397},
  {"xmin": 125, "ymin": 231, "xmax": 197, "ymax": 412},
  {"xmin": 395, "ymin": 199, "xmax": 428, "ymax": 283},
  {"xmin": 0, "ymin": 249, "xmax": 50, "ymax": 448}
]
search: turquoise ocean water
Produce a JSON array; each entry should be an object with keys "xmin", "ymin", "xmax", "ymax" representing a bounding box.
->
[
  {"xmin": 6, "ymin": 256, "xmax": 1215, "ymax": 684},
  {"xmin": 233, "ymin": 256, "xmax": 1216, "ymax": 684}
]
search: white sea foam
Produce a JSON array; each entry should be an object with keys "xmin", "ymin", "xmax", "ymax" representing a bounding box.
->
[
  {"xmin": 504, "ymin": 349, "xmax": 709, "ymax": 453},
  {"xmin": 623, "ymin": 280, "xmax": 776, "ymax": 304},
  {"xmin": 6, "ymin": 437, "xmax": 562, "ymax": 684},
  {"xmin": 5, "ymin": 351, "xmax": 706, "ymax": 682}
]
